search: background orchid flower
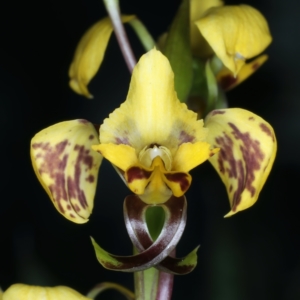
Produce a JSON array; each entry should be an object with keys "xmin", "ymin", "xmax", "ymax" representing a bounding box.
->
[
  {"xmin": 195, "ymin": 4, "xmax": 272, "ymax": 75},
  {"xmin": 1, "ymin": 284, "xmax": 91, "ymax": 300},
  {"xmin": 31, "ymin": 49, "xmax": 276, "ymax": 221}
]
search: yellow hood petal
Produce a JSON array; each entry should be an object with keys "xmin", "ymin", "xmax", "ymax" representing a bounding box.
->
[
  {"xmin": 69, "ymin": 15, "xmax": 135, "ymax": 98},
  {"xmin": 2, "ymin": 284, "xmax": 91, "ymax": 300},
  {"xmin": 195, "ymin": 5, "xmax": 272, "ymax": 75},
  {"xmin": 204, "ymin": 108, "xmax": 276, "ymax": 216},
  {"xmin": 190, "ymin": 0, "xmax": 223, "ymax": 57},
  {"xmin": 99, "ymin": 49, "xmax": 208, "ymax": 156},
  {"xmin": 31, "ymin": 120, "xmax": 102, "ymax": 223}
]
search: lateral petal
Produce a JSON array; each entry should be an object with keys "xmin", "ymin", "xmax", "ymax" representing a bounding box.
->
[
  {"xmin": 100, "ymin": 49, "xmax": 208, "ymax": 156},
  {"xmin": 31, "ymin": 120, "xmax": 102, "ymax": 223},
  {"xmin": 172, "ymin": 141, "xmax": 219, "ymax": 172},
  {"xmin": 204, "ymin": 109, "xmax": 277, "ymax": 216},
  {"xmin": 69, "ymin": 15, "xmax": 135, "ymax": 98},
  {"xmin": 195, "ymin": 5, "xmax": 272, "ymax": 75}
]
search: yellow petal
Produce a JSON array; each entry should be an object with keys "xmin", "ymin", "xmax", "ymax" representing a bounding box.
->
[
  {"xmin": 100, "ymin": 49, "xmax": 208, "ymax": 156},
  {"xmin": 92, "ymin": 143, "xmax": 138, "ymax": 171},
  {"xmin": 31, "ymin": 120, "xmax": 102, "ymax": 224},
  {"xmin": 217, "ymin": 55, "xmax": 268, "ymax": 91},
  {"xmin": 129, "ymin": 157, "xmax": 172, "ymax": 204},
  {"xmin": 190, "ymin": 0, "xmax": 223, "ymax": 57},
  {"xmin": 195, "ymin": 5, "xmax": 272, "ymax": 75},
  {"xmin": 69, "ymin": 15, "xmax": 135, "ymax": 98},
  {"xmin": 2, "ymin": 284, "xmax": 91, "ymax": 300},
  {"xmin": 173, "ymin": 141, "xmax": 219, "ymax": 172},
  {"xmin": 204, "ymin": 109, "xmax": 277, "ymax": 216}
]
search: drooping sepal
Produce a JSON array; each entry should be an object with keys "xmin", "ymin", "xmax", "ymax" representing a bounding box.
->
[
  {"xmin": 31, "ymin": 120, "xmax": 102, "ymax": 223},
  {"xmin": 69, "ymin": 15, "xmax": 135, "ymax": 98},
  {"xmin": 2, "ymin": 284, "xmax": 91, "ymax": 300},
  {"xmin": 205, "ymin": 109, "xmax": 277, "ymax": 216}
]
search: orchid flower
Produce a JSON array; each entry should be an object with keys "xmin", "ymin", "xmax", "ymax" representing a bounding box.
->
[
  {"xmin": 190, "ymin": 0, "xmax": 272, "ymax": 85},
  {"xmin": 31, "ymin": 49, "xmax": 276, "ymax": 224}
]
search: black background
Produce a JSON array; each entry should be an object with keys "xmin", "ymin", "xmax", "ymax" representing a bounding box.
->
[{"xmin": 1, "ymin": 0, "xmax": 299, "ymax": 299}]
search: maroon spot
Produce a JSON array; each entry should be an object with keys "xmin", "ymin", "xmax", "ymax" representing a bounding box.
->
[
  {"xmin": 126, "ymin": 167, "xmax": 152, "ymax": 183},
  {"xmin": 219, "ymin": 75, "xmax": 238, "ymax": 91},
  {"xmin": 86, "ymin": 175, "xmax": 94, "ymax": 182},
  {"xmin": 78, "ymin": 119, "xmax": 89, "ymax": 124},
  {"xmin": 260, "ymin": 123, "xmax": 275, "ymax": 142},
  {"xmin": 70, "ymin": 214, "xmax": 76, "ymax": 218},
  {"xmin": 89, "ymin": 135, "xmax": 94, "ymax": 140},
  {"xmin": 179, "ymin": 131, "xmax": 194, "ymax": 144},
  {"xmin": 211, "ymin": 110, "xmax": 226, "ymax": 116},
  {"xmin": 248, "ymin": 117, "xmax": 255, "ymax": 121},
  {"xmin": 209, "ymin": 152, "xmax": 215, "ymax": 157},
  {"xmin": 229, "ymin": 185, "xmax": 233, "ymax": 192},
  {"xmin": 115, "ymin": 137, "xmax": 130, "ymax": 145},
  {"xmin": 67, "ymin": 205, "xmax": 72, "ymax": 210},
  {"xmin": 165, "ymin": 173, "xmax": 190, "ymax": 193},
  {"xmin": 252, "ymin": 63, "xmax": 260, "ymax": 70}
]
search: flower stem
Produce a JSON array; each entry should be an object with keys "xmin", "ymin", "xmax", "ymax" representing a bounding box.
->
[
  {"xmin": 134, "ymin": 267, "xmax": 174, "ymax": 300},
  {"xmin": 103, "ymin": 0, "xmax": 136, "ymax": 72},
  {"xmin": 128, "ymin": 18, "xmax": 156, "ymax": 51}
]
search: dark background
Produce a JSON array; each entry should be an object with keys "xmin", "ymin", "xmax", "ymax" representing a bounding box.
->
[{"xmin": 0, "ymin": 0, "xmax": 299, "ymax": 299}]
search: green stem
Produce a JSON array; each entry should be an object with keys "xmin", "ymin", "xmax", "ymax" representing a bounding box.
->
[
  {"xmin": 134, "ymin": 266, "xmax": 174, "ymax": 300},
  {"xmin": 128, "ymin": 18, "xmax": 156, "ymax": 51},
  {"xmin": 103, "ymin": 0, "xmax": 136, "ymax": 72}
]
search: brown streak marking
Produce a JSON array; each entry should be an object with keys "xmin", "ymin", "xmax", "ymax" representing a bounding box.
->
[
  {"xmin": 67, "ymin": 144, "xmax": 94, "ymax": 210},
  {"xmin": 86, "ymin": 175, "xmax": 95, "ymax": 182},
  {"xmin": 260, "ymin": 123, "xmax": 275, "ymax": 142},
  {"xmin": 179, "ymin": 130, "xmax": 195, "ymax": 144},
  {"xmin": 228, "ymin": 122, "xmax": 265, "ymax": 210},
  {"xmin": 211, "ymin": 110, "xmax": 226, "ymax": 116},
  {"xmin": 252, "ymin": 63, "xmax": 260, "ymax": 70},
  {"xmin": 126, "ymin": 167, "xmax": 152, "ymax": 183},
  {"xmin": 34, "ymin": 140, "xmax": 69, "ymax": 213},
  {"xmin": 248, "ymin": 117, "xmax": 255, "ymax": 121},
  {"xmin": 219, "ymin": 75, "xmax": 238, "ymax": 90},
  {"xmin": 165, "ymin": 173, "xmax": 190, "ymax": 192}
]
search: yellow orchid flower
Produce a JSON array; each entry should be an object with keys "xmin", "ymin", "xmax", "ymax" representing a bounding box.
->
[
  {"xmin": 31, "ymin": 49, "xmax": 276, "ymax": 220},
  {"xmin": 1, "ymin": 284, "xmax": 90, "ymax": 300},
  {"xmin": 69, "ymin": 15, "xmax": 135, "ymax": 98},
  {"xmin": 193, "ymin": 2, "xmax": 272, "ymax": 76}
]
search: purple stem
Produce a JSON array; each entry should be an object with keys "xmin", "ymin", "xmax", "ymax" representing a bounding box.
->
[
  {"xmin": 104, "ymin": 0, "xmax": 136, "ymax": 72},
  {"xmin": 156, "ymin": 249, "xmax": 175, "ymax": 300}
]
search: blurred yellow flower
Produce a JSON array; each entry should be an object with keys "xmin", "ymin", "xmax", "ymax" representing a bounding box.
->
[{"xmin": 2, "ymin": 284, "xmax": 90, "ymax": 300}]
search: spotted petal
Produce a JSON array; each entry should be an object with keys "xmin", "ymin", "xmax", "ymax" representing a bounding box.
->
[
  {"xmin": 99, "ymin": 49, "xmax": 208, "ymax": 155},
  {"xmin": 2, "ymin": 284, "xmax": 91, "ymax": 300},
  {"xmin": 205, "ymin": 109, "xmax": 276, "ymax": 216},
  {"xmin": 31, "ymin": 120, "xmax": 102, "ymax": 223},
  {"xmin": 69, "ymin": 15, "xmax": 135, "ymax": 98},
  {"xmin": 195, "ymin": 5, "xmax": 272, "ymax": 75}
]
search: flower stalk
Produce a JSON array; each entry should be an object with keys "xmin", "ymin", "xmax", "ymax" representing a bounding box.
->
[{"xmin": 103, "ymin": 0, "xmax": 136, "ymax": 72}]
